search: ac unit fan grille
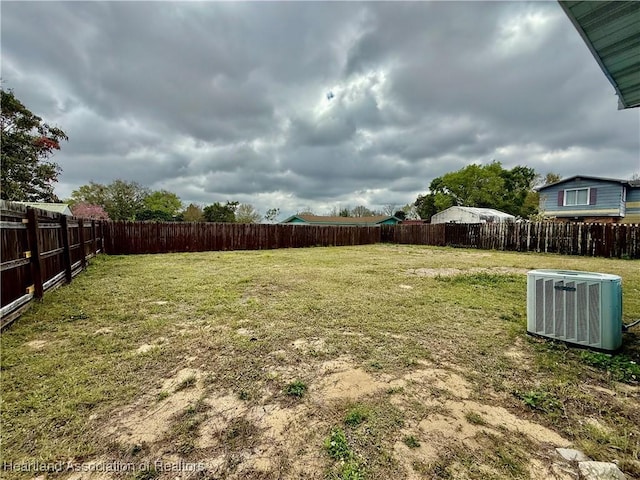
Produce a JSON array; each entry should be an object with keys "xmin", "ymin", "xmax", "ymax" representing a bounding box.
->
[
  {"xmin": 533, "ymin": 277, "xmax": 600, "ymax": 345},
  {"xmin": 527, "ymin": 270, "xmax": 621, "ymax": 352}
]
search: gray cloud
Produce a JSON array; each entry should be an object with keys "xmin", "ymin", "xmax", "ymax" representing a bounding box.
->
[{"xmin": 2, "ymin": 1, "xmax": 638, "ymax": 217}]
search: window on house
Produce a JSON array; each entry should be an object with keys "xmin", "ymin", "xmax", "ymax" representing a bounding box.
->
[{"xmin": 564, "ymin": 188, "xmax": 589, "ymax": 206}]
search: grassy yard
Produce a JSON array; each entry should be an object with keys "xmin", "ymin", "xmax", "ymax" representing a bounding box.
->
[{"xmin": 1, "ymin": 245, "xmax": 639, "ymax": 480}]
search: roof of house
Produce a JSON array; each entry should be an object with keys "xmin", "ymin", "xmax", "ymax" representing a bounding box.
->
[
  {"xmin": 537, "ymin": 175, "xmax": 640, "ymax": 191},
  {"xmin": 282, "ymin": 214, "xmax": 397, "ymax": 225},
  {"xmin": 400, "ymin": 219, "xmax": 428, "ymax": 225},
  {"xmin": 435, "ymin": 206, "xmax": 515, "ymax": 219},
  {"xmin": 559, "ymin": 1, "xmax": 640, "ymax": 109},
  {"xmin": 14, "ymin": 202, "xmax": 72, "ymax": 215}
]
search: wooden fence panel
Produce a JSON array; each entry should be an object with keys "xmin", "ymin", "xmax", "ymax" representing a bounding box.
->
[
  {"xmin": 1, "ymin": 201, "xmax": 104, "ymax": 329},
  {"xmin": 101, "ymin": 221, "xmax": 640, "ymax": 259}
]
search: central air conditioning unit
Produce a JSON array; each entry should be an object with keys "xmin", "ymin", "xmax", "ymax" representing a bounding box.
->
[{"xmin": 527, "ymin": 270, "xmax": 622, "ymax": 352}]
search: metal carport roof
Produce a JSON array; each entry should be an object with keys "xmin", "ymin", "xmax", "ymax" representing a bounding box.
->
[{"xmin": 559, "ymin": 1, "xmax": 640, "ymax": 109}]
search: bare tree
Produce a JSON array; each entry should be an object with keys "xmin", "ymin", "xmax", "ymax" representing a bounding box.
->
[
  {"xmin": 381, "ymin": 204, "xmax": 397, "ymax": 216},
  {"xmin": 236, "ymin": 203, "xmax": 262, "ymax": 223},
  {"xmin": 351, "ymin": 205, "xmax": 375, "ymax": 217}
]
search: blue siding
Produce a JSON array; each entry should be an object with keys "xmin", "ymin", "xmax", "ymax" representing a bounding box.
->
[
  {"xmin": 625, "ymin": 186, "xmax": 640, "ymax": 223},
  {"xmin": 627, "ymin": 186, "xmax": 640, "ymax": 202},
  {"xmin": 539, "ymin": 179, "xmax": 624, "ymax": 218}
]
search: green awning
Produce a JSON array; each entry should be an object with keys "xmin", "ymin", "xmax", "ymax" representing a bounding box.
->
[{"xmin": 559, "ymin": 1, "xmax": 640, "ymax": 109}]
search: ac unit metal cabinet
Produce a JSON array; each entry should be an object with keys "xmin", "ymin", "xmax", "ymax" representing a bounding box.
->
[{"xmin": 527, "ymin": 269, "xmax": 622, "ymax": 351}]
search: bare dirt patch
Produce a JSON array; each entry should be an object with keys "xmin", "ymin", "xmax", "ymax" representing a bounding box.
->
[
  {"xmin": 196, "ymin": 394, "xmax": 248, "ymax": 449},
  {"xmin": 404, "ymin": 366, "xmax": 472, "ymax": 398},
  {"xmin": 504, "ymin": 337, "xmax": 533, "ymax": 365},
  {"xmin": 133, "ymin": 337, "xmax": 167, "ymax": 354},
  {"xmin": 93, "ymin": 327, "xmax": 113, "ymax": 335},
  {"xmin": 317, "ymin": 368, "xmax": 386, "ymax": 400},
  {"xmin": 25, "ymin": 340, "xmax": 48, "ymax": 350},
  {"xmin": 135, "ymin": 344, "xmax": 154, "ymax": 354},
  {"xmin": 106, "ymin": 368, "xmax": 204, "ymax": 445},
  {"xmin": 101, "ymin": 353, "xmax": 580, "ymax": 478},
  {"xmin": 407, "ymin": 266, "xmax": 529, "ymax": 277},
  {"xmin": 292, "ymin": 338, "xmax": 327, "ymax": 354},
  {"xmin": 395, "ymin": 396, "xmax": 570, "ymax": 478}
]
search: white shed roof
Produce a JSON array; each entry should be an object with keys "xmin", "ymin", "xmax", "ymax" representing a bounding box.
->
[{"xmin": 452, "ymin": 207, "xmax": 515, "ymax": 219}]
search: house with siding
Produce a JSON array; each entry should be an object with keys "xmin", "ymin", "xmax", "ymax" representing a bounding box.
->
[
  {"xmin": 537, "ymin": 176, "xmax": 640, "ymax": 223},
  {"xmin": 281, "ymin": 214, "xmax": 400, "ymax": 226}
]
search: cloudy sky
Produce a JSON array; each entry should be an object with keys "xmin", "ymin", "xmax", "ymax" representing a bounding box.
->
[{"xmin": 2, "ymin": 1, "xmax": 639, "ymax": 217}]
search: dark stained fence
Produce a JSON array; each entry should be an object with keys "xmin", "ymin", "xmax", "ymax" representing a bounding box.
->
[
  {"xmin": 103, "ymin": 221, "xmax": 639, "ymax": 259},
  {"xmin": 104, "ymin": 222, "xmax": 383, "ymax": 254},
  {"xmin": 465, "ymin": 222, "xmax": 640, "ymax": 258},
  {"xmin": 1, "ymin": 201, "xmax": 104, "ymax": 329},
  {"xmin": 3, "ymin": 216, "xmax": 638, "ymax": 328},
  {"xmin": 380, "ymin": 224, "xmax": 447, "ymax": 245}
]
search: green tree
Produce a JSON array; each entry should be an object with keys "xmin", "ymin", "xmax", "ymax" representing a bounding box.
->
[
  {"xmin": 71, "ymin": 179, "xmax": 149, "ymax": 220},
  {"xmin": 339, "ymin": 208, "xmax": 350, "ymax": 217},
  {"xmin": 414, "ymin": 193, "xmax": 438, "ymax": 220},
  {"xmin": 499, "ymin": 165, "xmax": 538, "ymax": 217},
  {"xmin": 203, "ymin": 201, "xmax": 238, "ymax": 222},
  {"xmin": 523, "ymin": 172, "xmax": 562, "ymax": 220},
  {"xmin": 235, "ymin": 203, "xmax": 261, "ymax": 223},
  {"xmin": 416, "ymin": 162, "xmax": 542, "ymax": 219},
  {"xmin": 136, "ymin": 209, "xmax": 174, "ymax": 221},
  {"xmin": 431, "ymin": 162, "xmax": 505, "ymax": 209},
  {"xmin": 106, "ymin": 180, "xmax": 149, "ymax": 220},
  {"xmin": 182, "ymin": 203, "xmax": 204, "ymax": 222},
  {"xmin": 143, "ymin": 190, "xmax": 182, "ymax": 217},
  {"xmin": 1, "ymin": 88, "xmax": 68, "ymax": 201},
  {"xmin": 393, "ymin": 210, "xmax": 406, "ymax": 220},
  {"xmin": 543, "ymin": 173, "xmax": 562, "ymax": 185},
  {"xmin": 68, "ymin": 181, "xmax": 109, "ymax": 207}
]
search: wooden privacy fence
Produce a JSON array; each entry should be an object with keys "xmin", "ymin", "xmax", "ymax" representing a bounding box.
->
[
  {"xmin": 435, "ymin": 222, "xmax": 640, "ymax": 258},
  {"xmin": 2, "ymin": 215, "xmax": 638, "ymax": 327},
  {"xmin": 103, "ymin": 222, "xmax": 382, "ymax": 254},
  {"xmin": 103, "ymin": 220, "xmax": 640, "ymax": 259},
  {"xmin": 1, "ymin": 201, "xmax": 104, "ymax": 329}
]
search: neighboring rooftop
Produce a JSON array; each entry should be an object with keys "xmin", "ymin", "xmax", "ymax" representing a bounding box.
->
[
  {"xmin": 449, "ymin": 207, "xmax": 515, "ymax": 219},
  {"xmin": 537, "ymin": 175, "xmax": 640, "ymax": 191},
  {"xmin": 559, "ymin": 1, "xmax": 640, "ymax": 109},
  {"xmin": 14, "ymin": 202, "xmax": 73, "ymax": 215},
  {"xmin": 281, "ymin": 214, "xmax": 399, "ymax": 226}
]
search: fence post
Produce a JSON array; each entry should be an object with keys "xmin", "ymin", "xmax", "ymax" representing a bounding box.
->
[
  {"xmin": 25, "ymin": 208, "xmax": 44, "ymax": 299},
  {"xmin": 78, "ymin": 218, "xmax": 87, "ymax": 270},
  {"xmin": 60, "ymin": 215, "xmax": 73, "ymax": 284},
  {"xmin": 91, "ymin": 220, "xmax": 97, "ymax": 255},
  {"xmin": 98, "ymin": 221, "xmax": 104, "ymax": 253}
]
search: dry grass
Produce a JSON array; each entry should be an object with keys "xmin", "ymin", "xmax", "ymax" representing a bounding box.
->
[{"xmin": 1, "ymin": 245, "xmax": 639, "ymax": 479}]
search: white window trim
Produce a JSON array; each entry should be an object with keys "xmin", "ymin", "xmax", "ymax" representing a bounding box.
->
[{"xmin": 564, "ymin": 187, "xmax": 590, "ymax": 206}]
